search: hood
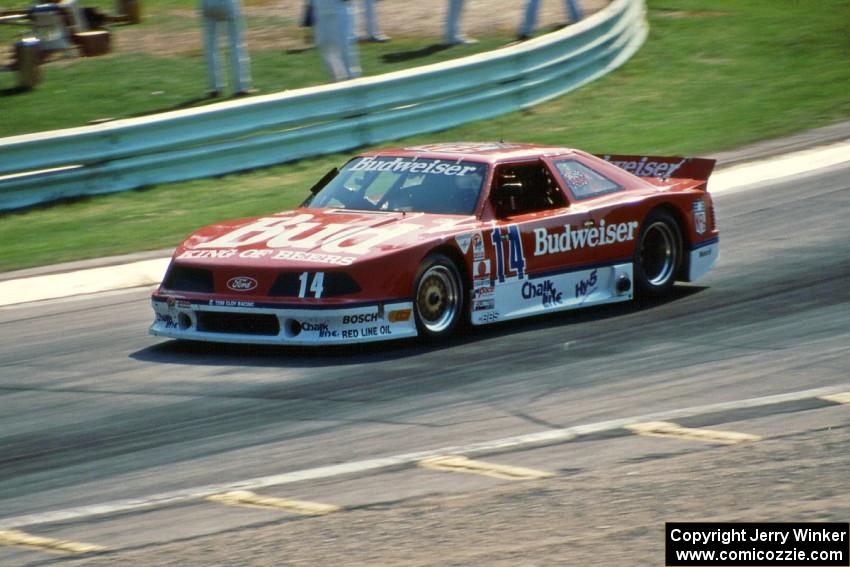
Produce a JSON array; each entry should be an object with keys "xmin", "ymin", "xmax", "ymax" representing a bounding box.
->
[{"xmin": 174, "ymin": 208, "xmax": 482, "ymax": 268}]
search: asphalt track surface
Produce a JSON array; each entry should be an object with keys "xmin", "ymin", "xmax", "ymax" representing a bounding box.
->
[{"xmin": 0, "ymin": 160, "xmax": 848, "ymax": 565}]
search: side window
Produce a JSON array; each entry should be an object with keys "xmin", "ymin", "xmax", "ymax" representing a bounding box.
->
[
  {"xmin": 491, "ymin": 162, "xmax": 567, "ymax": 217},
  {"xmin": 554, "ymin": 160, "xmax": 621, "ymax": 199}
]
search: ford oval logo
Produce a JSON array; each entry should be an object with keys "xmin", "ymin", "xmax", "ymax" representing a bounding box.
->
[{"xmin": 227, "ymin": 277, "xmax": 258, "ymax": 292}]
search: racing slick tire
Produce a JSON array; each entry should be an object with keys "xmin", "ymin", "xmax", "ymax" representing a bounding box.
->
[
  {"xmin": 413, "ymin": 254, "xmax": 465, "ymax": 340},
  {"xmin": 633, "ymin": 209, "xmax": 682, "ymax": 298}
]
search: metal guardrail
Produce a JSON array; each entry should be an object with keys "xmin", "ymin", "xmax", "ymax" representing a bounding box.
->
[{"xmin": 0, "ymin": 0, "xmax": 647, "ymax": 211}]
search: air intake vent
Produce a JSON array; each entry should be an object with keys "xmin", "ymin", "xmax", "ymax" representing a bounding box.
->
[
  {"xmin": 197, "ymin": 312, "xmax": 280, "ymax": 336},
  {"xmin": 162, "ymin": 266, "xmax": 214, "ymax": 293}
]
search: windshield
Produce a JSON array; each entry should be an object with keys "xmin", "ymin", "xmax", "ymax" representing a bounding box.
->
[{"xmin": 305, "ymin": 156, "xmax": 487, "ymax": 215}]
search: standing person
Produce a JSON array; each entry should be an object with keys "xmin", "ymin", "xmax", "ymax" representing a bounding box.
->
[
  {"xmin": 200, "ymin": 0, "xmax": 254, "ymax": 97},
  {"xmin": 444, "ymin": 0, "xmax": 476, "ymax": 45},
  {"xmin": 518, "ymin": 0, "xmax": 583, "ymax": 40},
  {"xmin": 357, "ymin": 0, "xmax": 390, "ymax": 42},
  {"xmin": 314, "ymin": 0, "xmax": 360, "ymax": 81}
]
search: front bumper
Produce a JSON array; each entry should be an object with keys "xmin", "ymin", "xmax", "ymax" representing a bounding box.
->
[{"xmin": 150, "ymin": 295, "xmax": 417, "ymax": 345}]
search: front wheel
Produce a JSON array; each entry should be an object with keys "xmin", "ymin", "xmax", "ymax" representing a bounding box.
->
[
  {"xmin": 413, "ymin": 254, "xmax": 464, "ymax": 340},
  {"xmin": 634, "ymin": 210, "xmax": 682, "ymax": 297}
]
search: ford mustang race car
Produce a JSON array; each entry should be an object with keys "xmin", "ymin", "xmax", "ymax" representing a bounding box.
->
[{"xmin": 150, "ymin": 142, "xmax": 718, "ymax": 345}]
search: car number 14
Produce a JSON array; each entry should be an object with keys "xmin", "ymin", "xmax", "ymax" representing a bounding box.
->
[
  {"xmin": 491, "ymin": 225, "xmax": 526, "ymax": 283},
  {"xmin": 298, "ymin": 271, "xmax": 325, "ymax": 298}
]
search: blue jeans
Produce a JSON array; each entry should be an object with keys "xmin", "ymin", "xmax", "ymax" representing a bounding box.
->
[
  {"xmin": 201, "ymin": 0, "xmax": 252, "ymax": 92},
  {"xmin": 518, "ymin": 0, "xmax": 583, "ymax": 38}
]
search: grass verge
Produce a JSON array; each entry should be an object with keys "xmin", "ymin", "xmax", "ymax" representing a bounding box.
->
[
  {"xmin": 0, "ymin": 34, "xmax": 504, "ymax": 137},
  {"xmin": 1, "ymin": 0, "xmax": 848, "ymax": 273}
]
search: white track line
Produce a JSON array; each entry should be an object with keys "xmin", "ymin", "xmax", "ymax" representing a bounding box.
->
[
  {"xmin": 0, "ymin": 384, "xmax": 846, "ymax": 530},
  {"xmin": 710, "ymin": 140, "xmax": 850, "ymax": 194},
  {"xmin": 0, "ymin": 258, "xmax": 169, "ymax": 308}
]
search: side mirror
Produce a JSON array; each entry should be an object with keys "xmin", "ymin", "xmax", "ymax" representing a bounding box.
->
[{"xmin": 309, "ymin": 167, "xmax": 339, "ymax": 194}]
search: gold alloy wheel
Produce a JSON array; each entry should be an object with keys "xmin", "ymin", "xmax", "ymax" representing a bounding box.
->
[{"xmin": 415, "ymin": 264, "xmax": 461, "ymax": 334}]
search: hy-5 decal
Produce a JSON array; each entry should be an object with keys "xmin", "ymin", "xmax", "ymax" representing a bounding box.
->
[{"xmin": 574, "ymin": 269, "xmax": 598, "ymax": 298}]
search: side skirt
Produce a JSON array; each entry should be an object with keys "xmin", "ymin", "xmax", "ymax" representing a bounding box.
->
[{"xmin": 470, "ymin": 263, "xmax": 634, "ymax": 326}]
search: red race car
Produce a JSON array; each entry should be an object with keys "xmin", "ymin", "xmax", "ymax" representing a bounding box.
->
[{"xmin": 150, "ymin": 142, "xmax": 718, "ymax": 345}]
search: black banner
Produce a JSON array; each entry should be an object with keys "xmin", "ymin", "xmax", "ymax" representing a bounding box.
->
[{"xmin": 666, "ymin": 522, "xmax": 849, "ymax": 566}]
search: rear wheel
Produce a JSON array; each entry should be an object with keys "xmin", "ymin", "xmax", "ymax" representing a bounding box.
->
[
  {"xmin": 413, "ymin": 254, "xmax": 464, "ymax": 339},
  {"xmin": 634, "ymin": 210, "xmax": 682, "ymax": 297}
]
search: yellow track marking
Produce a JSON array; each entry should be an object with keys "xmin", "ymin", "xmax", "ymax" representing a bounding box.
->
[
  {"xmin": 626, "ymin": 421, "xmax": 761, "ymax": 444},
  {"xmin": 206, "ymin": 491, "xmax": 340, "ymax": 515},
  {"xmin": 0, "ymin": 529, "xmax": 106, "ymax": 554},
  {"xmin": 418, "ymin": 455, "xmax": 553, "ymax": 480},
  {"xmin": 820, "ymin": 392, "xmax": 850, "ymax": 405}
]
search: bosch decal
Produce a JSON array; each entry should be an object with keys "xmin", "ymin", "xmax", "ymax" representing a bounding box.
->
[
  {"xmin": 227, "ymin": 277, "xmax": 258, "ymax": 292},
  {"xmin": 342, "ymin": 313, "xmax": 381, "ymax": 325}
]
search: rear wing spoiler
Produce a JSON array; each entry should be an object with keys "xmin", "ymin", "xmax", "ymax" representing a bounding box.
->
[{"xmin": 595, "ymin": 154, "xmax": 716, "ymax": 181}]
